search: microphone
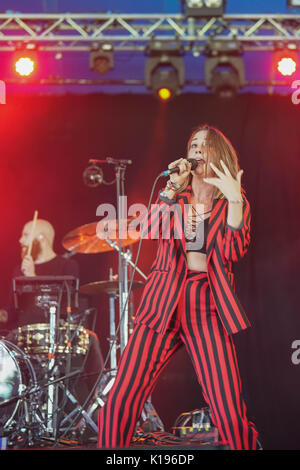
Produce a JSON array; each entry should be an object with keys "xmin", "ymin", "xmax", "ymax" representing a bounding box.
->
[
  {"xmin": 160, "ymin": 158, "xmax": 198, "ymax": 177},
  {"xmin": 83, "ymin": 162, "xmax": 104, "ymax": 187}
]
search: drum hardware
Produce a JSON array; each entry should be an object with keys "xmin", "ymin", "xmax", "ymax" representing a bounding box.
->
[
  {"xmin": 9, "ymin": 276, "xmax": 102, "ymax": 444},
  {"xmin": 58, "ymin": 388, "xmax": 98, "ymax": 436},
  {"xmin": 80, "ymin": 276, "xmax": 144, "ymax": 372}
]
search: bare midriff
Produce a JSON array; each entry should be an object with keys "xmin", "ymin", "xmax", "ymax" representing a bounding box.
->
[{"xmin": 186, "ymin": 251, "xmax": 207, "ymax": 272}]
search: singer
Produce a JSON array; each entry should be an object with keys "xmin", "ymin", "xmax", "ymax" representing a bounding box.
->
[{"xmin": 98, "ymin": 124, "xmax": 259, "ymax": 450}]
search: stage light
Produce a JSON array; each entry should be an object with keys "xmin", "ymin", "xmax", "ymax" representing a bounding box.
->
[
  {"xmin": 287, "ymin": 0, "xmax": 300, "ymax": 7},
  {"xmin": 181, "ymin": 0, "xmax": 226, "ymax": 17},
  {"xmin": 157, "ymin": 87, "xmax": 172, "ymax": 101},
  {"xmin": 277, "ymin": 57, "xmax": 297, "ymax": 76},
  {"xmin": 15, "ymin": 57, "xmax": 35, "ymax": 76},
  {"xmin": 13, "ymin": 43, "xmax": 38, "ymax": 77},
  {"xmin": 273, "ymin": 45, "xmax": 298, "ymax": 77},
  {"xmin": 145, "ymin": 40, "xmax": 185, "ymax": 101},
  {"xmin": 204, "ymin": 40, "xmax": 245, "ymax": 98},
  {"xmin": 90, "ymin": 43, "xmax": 114, "ymax": 75}
]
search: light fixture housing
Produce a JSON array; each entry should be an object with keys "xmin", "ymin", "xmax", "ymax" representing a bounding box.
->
[
  {"xmin": 204, "ymin": 40, "xmax": 245, "ymax": 98},
  {"xmin": 181, "ymin": 0, "xmax": 226, "ymax": 17},
  {"xmin": 272, "ymin": 43, "xmax": 298, "ymax": 77},
  {"xmin": 145, "ymin": 40, "xmax": 185, "ymax": 100},
  {"xmin": 90, "ymin": 43, "xmax": 114, "ymax": 75},
  {"xmin": 287, "ymin": 0, "xmax": 300, "ymax": 7},
  {"xmin": 13, "ymin": 43, "xmax": 38, "ymax": 77}
]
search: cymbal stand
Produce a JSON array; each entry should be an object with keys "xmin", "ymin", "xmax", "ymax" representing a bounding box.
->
[
  {"xmin": 41, "ymin": 299, "xmax": 61, "ymax": 438},
  {"xmin": 105, "ymin": 239, "xmax": 147, "ymax": 280},
  {"xmin": 108, "ymin": 267, "xmax": 118, "ymax": 374},
  {"xmin": 113, "ymin": 158, "xmax": 130, "ymax": 355}
]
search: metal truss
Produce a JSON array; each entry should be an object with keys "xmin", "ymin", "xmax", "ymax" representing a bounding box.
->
[{"xmin": 0, "ymin": 12, "xmax": 300, "ymax": 52}]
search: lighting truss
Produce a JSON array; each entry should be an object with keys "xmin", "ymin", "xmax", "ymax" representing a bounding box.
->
[{"xmin": 0, "ymin": 13, "xmax": 300, "ymax": 52}]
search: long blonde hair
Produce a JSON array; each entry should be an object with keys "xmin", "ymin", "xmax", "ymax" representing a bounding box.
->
[{"xmin": 183, "ymin": 124, "xmax": 244, "ymax": 199}]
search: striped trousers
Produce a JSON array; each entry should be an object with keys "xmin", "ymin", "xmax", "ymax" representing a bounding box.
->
[{"xmin": 98, "ymin": 270, "xmax": 258, "ymax": 450}]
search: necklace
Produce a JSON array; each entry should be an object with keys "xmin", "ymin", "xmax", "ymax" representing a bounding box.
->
[
  {"xmin": 187, "ymin": 206, "xmax": 211, "ymax": 232},
  {"xmin": 191, "ymin": 205, "xmax": 212, "ymax": 220}
]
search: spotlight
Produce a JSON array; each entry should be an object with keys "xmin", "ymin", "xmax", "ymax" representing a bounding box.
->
[
  {"xmin": 287, "ymin": 0, "xmax": 300, "ymax": 7},
  {"xmin": 277, "ymin": 57, "xmax": 297, "ymax": 76},
  {"xmin": 90, "ymin": 43, "xmax": 114, "ymax": 75},
  {"xmin": 181, "ymin": 0, "xmax": 226, "ymax": 17},
  {"xmin": 145, "ymin": 40, "xmax": 185, "ymax": 101},
  {"xmin": 157, "ymin": 87, "xmax": 172, "ymax": 101},
  {"xmin": 204, "ymin": 40, "xmax": 245, "ymax": 98},
  {"xmin": 273, "ymin": 45, "xmax": 298, "ymax": 77},
  {"xmin": 13, "ymin": 43, "xmax": 38, "ymax": 77}
]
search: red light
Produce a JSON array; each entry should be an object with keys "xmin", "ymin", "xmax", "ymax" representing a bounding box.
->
[
  {"xmin": 15, "ymin": 56, "xmax": 35, "ymax": 76},
  {"xmin": 277, "ymin": 56, "xmax": 297, "ymax": 76},
  {"xmin": 157, "ymin": 87, "xmax": 172, "ymax": 101}
]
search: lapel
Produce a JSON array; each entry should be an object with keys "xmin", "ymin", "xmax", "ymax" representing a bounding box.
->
[{"xmin": 176, "ymin": 185, "xmax": 227, "ymax": 265}]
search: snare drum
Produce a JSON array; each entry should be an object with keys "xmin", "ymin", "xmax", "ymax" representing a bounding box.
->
[{"xmin": 16, "ymin": 323, "xmax": 90, "ymax": 357}]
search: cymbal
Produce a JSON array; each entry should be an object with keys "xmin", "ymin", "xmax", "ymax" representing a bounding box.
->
[
  {"xmin": 79, "ymin": 280, "xmax": 144, "ymax": 295},
  {"xmin": 62, "ymin": 218, "xmax": 140, "ymax": 254}
]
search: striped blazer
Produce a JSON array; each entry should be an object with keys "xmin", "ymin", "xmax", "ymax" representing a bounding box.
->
[{"xmin": 135, "ymin": 185, "xmax": 251, "ymax": 335}]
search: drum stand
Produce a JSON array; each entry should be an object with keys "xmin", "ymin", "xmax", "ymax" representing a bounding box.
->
[
  {"xmin": 45, "ymin": 301, "xmax": 59, "ymax": 436},
  {"xmin": 11, "ymin": 276, "xmax": 99, "ymax": 444}
]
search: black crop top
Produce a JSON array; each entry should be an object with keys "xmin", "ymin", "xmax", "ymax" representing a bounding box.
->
[{"xmin": 185, "ymin": 216, "xmax": 209, "ymax": 254}]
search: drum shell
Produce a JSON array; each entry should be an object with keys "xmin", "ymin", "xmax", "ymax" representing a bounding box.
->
[
  {"xmin": 15, "ymin": 323, "xmax": 92, "ymax": 357},
  {"xmin": 0, "ymin": 339, "xmax": 36, "ymax": 432}
]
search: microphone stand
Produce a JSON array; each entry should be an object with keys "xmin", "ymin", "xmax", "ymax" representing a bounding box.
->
[
  {"xmin": 82, "ymin": 157, "xmax": 165, "ymax": 436},
  {"xmin": 107, "ymin": 157, "xmax": 132, "ymax": 354}
]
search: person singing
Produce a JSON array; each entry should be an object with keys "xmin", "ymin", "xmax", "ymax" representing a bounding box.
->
[{"xmin": 97, "ymin": 124, "xmax": 259, "ymax": 450}]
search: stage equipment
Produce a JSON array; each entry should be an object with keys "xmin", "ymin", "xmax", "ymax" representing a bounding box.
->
[
  {"xmin": 90, "ymin": 42, "xmax": 114, "ymax": 75},
  {"xmin": 287, "ymin": 0, "xmax": 300, "ymax": 7},
  {"xmin": 181, "ymin": 0, "xmax": 226, "ymax": 17},
  {"xmin": 71, "ymin": 157, "xmax": 165, "ymax": 441},
  {"xmin": 204, "ymin": 39, "xmax": 245, "ymax": 98},
  {"xmin": 273, "ymin": 44, "xmax": 298, "ymax": 77},
  {"xmin": 1, "ymin": 13, "xmax": 300, "ymax": 54},
  {"xmin": 13, "ymin": 43, "xmax": 38, "ymax": 77},
  {"xmin": 1, "ymin": 275, "xmax": 100, "ymax": 447},
  {"xmin": 79, "ymin": 280, "xmax": 144, "ymax": 296},
  {"xmin": 15, "ymin": 323, "xmax": 90, "ymax": 357},
  {"xmin": 2, "ymin": 12, "xmax": 300, "ymax": 95},
  {"xmin": 0, "ymin": 339, "xmax": 41, "ymax": 447},
  {"xmin": 145, "ymin": 40, "xmax": 185, "ymax": 101},
  {"xmin": 62, "ymin": 219, "xmax": 139, "ymax": 254},
  {"xmin": 172, "ymin": 407, "xmax": 219, "ymax": 443}
]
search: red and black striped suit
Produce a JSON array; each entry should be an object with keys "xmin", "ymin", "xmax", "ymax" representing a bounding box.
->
[{"xmin": 98, "ymin": 185, "xmax": 258, "ymax": 450}]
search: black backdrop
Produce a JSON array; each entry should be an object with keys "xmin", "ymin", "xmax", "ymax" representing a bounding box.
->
[{"xmin": 0, "ymin": 92, "xmax": 300, "ymax": 450}]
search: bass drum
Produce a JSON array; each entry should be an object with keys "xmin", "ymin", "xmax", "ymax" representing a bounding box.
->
[{"xmin": 0, "ymin": 339, "xmax": 37, "ymax": 444}]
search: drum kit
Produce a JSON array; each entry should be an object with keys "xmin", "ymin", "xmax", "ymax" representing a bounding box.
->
[{"xmin": 0, "ymin": 158, "xmax": 164, "ymax": 448}]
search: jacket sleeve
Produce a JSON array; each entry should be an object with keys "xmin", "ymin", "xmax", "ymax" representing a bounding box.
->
[
  {"xmin": 223, "ymin": 194, "xmax": 251, "ymax": 262},
  {"xmin": 141, "ymin": 190, "xmax": 177, "ymax": 240}
]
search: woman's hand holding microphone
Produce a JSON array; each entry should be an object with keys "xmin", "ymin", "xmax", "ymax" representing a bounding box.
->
[{"xmin": 163, "ymin": 158, "xmax": 192, "ymax": 199}]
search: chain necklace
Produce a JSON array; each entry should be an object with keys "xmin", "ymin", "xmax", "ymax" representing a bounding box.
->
[
  {"xmin": 185, "ymin": 206, "xmax": 211, "ymax": 239},
  {"xmin": 191, "ymin": 205, "xmax": 211, "ymax": 221}
]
